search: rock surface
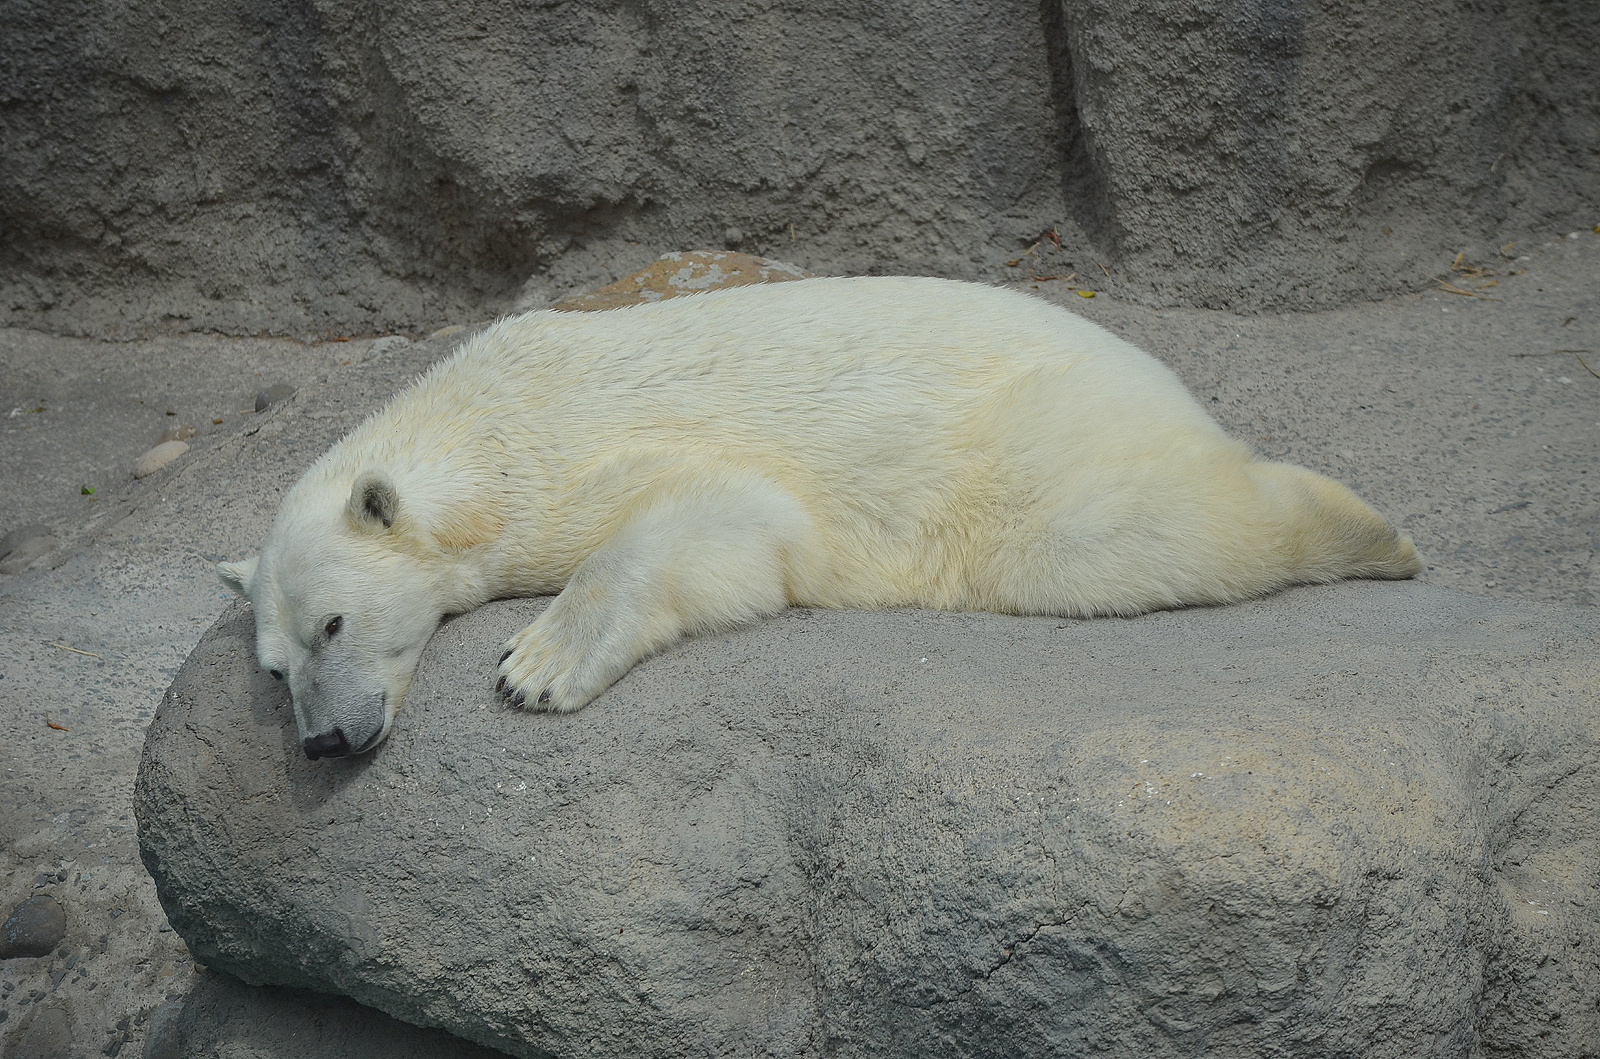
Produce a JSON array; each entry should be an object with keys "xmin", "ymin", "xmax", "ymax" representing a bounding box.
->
[
  {"xmin": 133, "ymin": 440, "xmax": 190, "ymax": 479},
  {"xmin": 252, "ymin": 385, "xmax": 298, "ymax": 413},
  {"xmin": 145, "ymin": 970, "xmax": 509, "ymax": 1059},
  {"xmin": 3, "ymin": 1001, "xmax": 74, "ymax": 1059},
  {"xmin": 4, "ymin": 1, "xmax": 1595, "ymax": 336},
  {"xmin": 546, "ymin": 250, "xmax": 811, "ymax": 312},
  {"xmin": 0, "ymin": 525, "xmax": 57, "ymax": 575},
  {"xmin": 157, "ymin": 423, "xmax": 199, "ymax": 444},
  {"xmin": 0, "ymin": 523, "xmax": 52, "ymax": 561},
  {"xmin": 1, "ymin": 894, "xmax": 67, "ymax": 959},
  {"xmin": 136, "ymin": 581, "xmax": 1599, "ymax": 1059},
  {"xmin": 1043, "ymin": 0, "xmax": 1600, "ymax": 308}
]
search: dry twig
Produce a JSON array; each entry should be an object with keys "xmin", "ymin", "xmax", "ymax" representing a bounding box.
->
[
  {"xmin": 1555, "ymin": 349, "xmax": 1600, "ymax": 379},
  {"xmin": 1449, "ymin": 252, "xmax": 1497, "ymax": 280},
  {"xmin": 1430, "ymin": 275, "xmax": 1500, "ymax": 300}
]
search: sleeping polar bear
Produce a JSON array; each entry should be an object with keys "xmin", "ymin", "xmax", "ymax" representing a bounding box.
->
[{"xmin": 218, "ymin": 277, "xmax": 1420, "ymax": 759}]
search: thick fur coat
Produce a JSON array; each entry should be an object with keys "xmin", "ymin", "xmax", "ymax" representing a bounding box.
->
[{"xmin": 219, "ymin": 277, "xmax": 1420, "ymax": 757}]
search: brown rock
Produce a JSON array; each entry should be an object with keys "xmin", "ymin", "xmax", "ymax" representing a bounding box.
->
[{"xmin": 551, "ymin": 251, "xmax": 812, "ymax": 313}]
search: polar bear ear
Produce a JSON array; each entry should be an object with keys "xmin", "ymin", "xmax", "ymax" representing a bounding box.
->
[
  {"xmin": 217, "ymin": 556, "xmax": 259, "ymax": 598},
  {"xmin": 346, "ymin": 471, "xmax": 400, "ymax": 532}
]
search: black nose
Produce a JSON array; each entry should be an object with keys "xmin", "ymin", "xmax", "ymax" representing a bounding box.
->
[{"xmin": 302, "ymin": 728, "xmax": 351, "ymax": 760}]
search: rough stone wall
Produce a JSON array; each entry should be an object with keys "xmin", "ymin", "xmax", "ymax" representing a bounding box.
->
[
  {"xmin": 1, "ymin": 0, "xmax": 1595, "ymax": 336},
  {"xmin": 1045, "ymin": 0, "xmax": 1600, "ymax": 307}
]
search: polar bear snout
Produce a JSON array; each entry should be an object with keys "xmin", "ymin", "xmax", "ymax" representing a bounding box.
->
[
  {"xmin": 302, "ymin": 728, "xmax": 353, "ymax": 760},
  {"xmin": 286, "ymin": 644, "xmax": 392, "ymax": 758},
  {"xmin": 296, "ymin": 694, "xmax": 387, "ymax": 759}
]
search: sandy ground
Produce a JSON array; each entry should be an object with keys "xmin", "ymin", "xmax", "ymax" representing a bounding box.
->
[{"xmin": 1, "ymin": 229, "xmax": 1596, "ymax": 1056}]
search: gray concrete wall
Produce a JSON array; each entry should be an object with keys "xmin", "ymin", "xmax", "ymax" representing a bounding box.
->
[{"xmin": 1, "ymin": 0, "xmax": 1595, "ymax": 337}]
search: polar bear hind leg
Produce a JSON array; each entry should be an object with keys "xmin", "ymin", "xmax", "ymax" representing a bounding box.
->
[
  {"xmin": 1248, "ymin": 461, "xmax": 1422, "ymax": 585},
  {"xmin": 970, "ymin": 450, "xmax": 1419, "ymax": 619}
]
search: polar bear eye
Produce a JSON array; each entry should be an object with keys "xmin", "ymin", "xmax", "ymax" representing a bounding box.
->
[{"xmin": 325, "ymin": 616, "xmax": 343, "ymax": 638}]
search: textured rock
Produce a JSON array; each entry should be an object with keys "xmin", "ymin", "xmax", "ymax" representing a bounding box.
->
[
  {"xmin": 545, "ymin": 250, "xmax": 811, "ymax": 312},
  {"xmin": 4, "ymin": 1, "xmax": 1594, "ymax": 337},
  {"xmin": 364, "ymin": 336, "xmax": 414, "ymax": 361},
  {"xmin": 136, "ymin": 582, "xmax": 1600, "ymax": 1059},
  {"xmin": 0, "ymin": 523, "xmax": 52, "ymax": 561},
  {"xmin": 0, "ymin": 0, "xmax": 1066, "ymax": 337},
  {"xmin": 140, "ymin": 999, "xmax": 185, "ymax": 1059},
  {"xmin": 157, "ymin": 423, "xmax": 200, "ymax": 444},
  {"xmin": 2, "ymin": 1002, "xmax": 73, "ymax": 1059},
  {"xmin": 0, "ymin": 894, "xmax": 67, "ymax": 959},
  {"xmin": 252, "ymin": 385, "xmax": 297, "ymax": 413},
  {"xmin": 0, "ymin": 525, "xmax": 56, "ymax": 574},
  {"xmin": 153, "ymin": 970, "xmax": 511, "ymax": 1059},
  {"xmin": 1042, "ymin": 0, "xmax": 1600, "ymax": 308},
  {"xmin": 133, "ymin": 440, "xmax": 190, "ymax": 478}
]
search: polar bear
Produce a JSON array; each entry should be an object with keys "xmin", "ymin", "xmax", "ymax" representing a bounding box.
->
[{"xmin": 219, "ymin": 277, "xmax": 1420, "ymax": 759}]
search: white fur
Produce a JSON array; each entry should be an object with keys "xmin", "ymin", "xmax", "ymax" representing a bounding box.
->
[{"xmin": 222, "ymin": 277, "xmax": 1420, "ymax": 754}]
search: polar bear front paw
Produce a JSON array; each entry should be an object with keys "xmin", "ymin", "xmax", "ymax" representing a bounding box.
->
[{"xmin": 494, "ymin": 600, "xmax": 640, "ymax": 714}]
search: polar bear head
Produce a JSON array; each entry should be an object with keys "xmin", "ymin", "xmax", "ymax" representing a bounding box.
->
[{"xmin": 218, "ymin": 471, "xmax": 447, "ymax": 759}]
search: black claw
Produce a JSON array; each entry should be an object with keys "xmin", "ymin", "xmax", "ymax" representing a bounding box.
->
[
  {"xmin": 499, "ymin": 649, "xmax": 512, "ymax": 664},
  {"xmin": 494, "ymin": 675, "xmax": 506, "ymax": 693},
  {"xmin": 510, "ymin": 692, "xmax": 525, "ymax": 709},
  {"xmin": 537, "ymin": 688, "xmax": 551, "ymax": 705}
]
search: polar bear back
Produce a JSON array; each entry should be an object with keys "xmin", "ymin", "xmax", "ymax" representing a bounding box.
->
[
  {"xmin": 449, "ymin": 274, "xmax": 1226, "ymax": 501},
  {"xmin": 301, "ymin": 276, "xmax": 1408, "ymax": 618}
]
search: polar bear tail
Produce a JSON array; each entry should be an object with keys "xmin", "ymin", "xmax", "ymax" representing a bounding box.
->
[{"xmin": 1252, "ymin": 462, "xmax": 1423, "ymax": 584}]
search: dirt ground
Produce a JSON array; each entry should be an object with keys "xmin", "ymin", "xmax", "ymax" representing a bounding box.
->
[{"xmin": 1, "ymin": 229, "xmax": 1596, "ymax": 1057}]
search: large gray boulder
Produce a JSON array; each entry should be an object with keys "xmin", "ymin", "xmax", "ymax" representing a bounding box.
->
[
  {"xmin": 136, "ymin": 582, "xmax": 1598, "ymax": 1058},
  {"xmin": 5, "ymin": 1, "xmax": 1596, "ymax": 336}
]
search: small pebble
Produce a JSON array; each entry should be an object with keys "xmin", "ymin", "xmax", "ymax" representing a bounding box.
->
[
  {"xmin": 1, "ymin": 894, "xmax": 67, "ymax": 959},
  {"xmin": 140, "ymin": 999, "xmax": 185, "ymax": 1059},
  {"xmin": 724, "ymin": 226, "xmax": 744, "ymax": 246},
  {"xmin": 134, "ymin": 440, "xmax": 190, "ymax": 478},
  {"xmin": 253, "ymin": 383, "xmax": 297, "ymax": 412}
]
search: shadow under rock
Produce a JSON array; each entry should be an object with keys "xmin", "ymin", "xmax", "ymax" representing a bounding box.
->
[{"xmin": 148, "ymin": 968, "xmax": 518, "ymax": 1059}]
